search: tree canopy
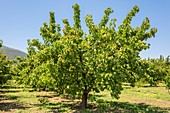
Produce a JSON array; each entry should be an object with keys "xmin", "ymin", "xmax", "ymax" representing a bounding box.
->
[
  {"xmin": 0, "ymin": 40, "xmax": 12, "ymax": 85},
  {"xmin": 16, "ymin": 4, "xmax": 157, "ymax": 108},
  {"xmin": 140, "ymin": 56, "xmax": 170, "ymax": 89}
]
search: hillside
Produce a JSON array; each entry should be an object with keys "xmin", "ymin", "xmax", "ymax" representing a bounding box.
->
[{"xmin": 0, "ymin": 46, "xmax": 27, "ymax": 60}]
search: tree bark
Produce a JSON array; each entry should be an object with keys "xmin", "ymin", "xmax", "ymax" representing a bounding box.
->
[
  {"xmin": 81, "ymin": 90, "xmax": 89, "ymax": 108},
  {"xmin": 79, "ymin": 51, "xmax": 89, "ymax": 108}
]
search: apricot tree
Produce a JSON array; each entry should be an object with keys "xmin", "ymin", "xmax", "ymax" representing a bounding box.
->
[{"xmin": 18, "ymin": 4, "xmax": 157, "ymax": 108}]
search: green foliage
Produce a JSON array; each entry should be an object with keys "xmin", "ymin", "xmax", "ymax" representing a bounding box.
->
[
  {"xmin": 14, "ymin": 11, "xmax": 60, "ymax": 91},
  {"xmin": 16, "ymin": 4, "xmax": 157, "ymax": 108},
  {"xmin": 0, "ymin": 41, "xmax": 12, "ymax": 85},
  {"xmin": 0, "ymin": 40, "xmax": 2, "ymax": 47},
  {"xmin": 141, "ymin": 56, "xmax": 170, "ymax": 89}
]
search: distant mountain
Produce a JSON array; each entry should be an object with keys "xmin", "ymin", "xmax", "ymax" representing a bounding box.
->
[{"xmin": 0, "ymin": 46, "xmax": 27, "ymax": 60}]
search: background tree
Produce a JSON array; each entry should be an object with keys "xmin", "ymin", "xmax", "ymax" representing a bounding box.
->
[
  {"xmin": 140, "ymin": 56, "xmax": 170, "ymax": 88},
  {"xmin": 0, "ymin": 40, "xmax": 12, "ymax": 85},
  {"xmin": 16, "ymin": 4, "xmax": 157, "ymax": 108},
  {"xmin": 0, "ymin": 40, "xmax": 2, "ymax": 47}
]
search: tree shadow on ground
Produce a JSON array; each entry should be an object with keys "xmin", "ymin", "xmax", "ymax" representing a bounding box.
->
[
  {"xmin": 0, "ymin": 86, "xmax": 23, "ymax": 93},
  {"xmin": 34, "ymin": 96, "xmax": 170, "ymax": 113},
  {"xmin": 82, "ymin": 100, "xmax": 170, "ymax": 113},
  {"xmin": 0, "ymin": 89, "xmax": 23, "ymax": 93},
  {"xmin": 0, "ymin": 94, "xmax": 19, "ymax": 101},
  {"xmin": 0, "ymin": 85, "xmax": 33, "ymax": 93},
  {"xmin": 0, "ymin": 101, "xmax": 30, "ymax": 112},
  {"xmin": 63, "ymin": 99, "xmax": 170, "ymax": 113},
  {"xmin": 0, "ymin": 85, "xmax": 27, "ymax": 89},
  {"xmin": 36, "ymin": 101, "xmax": 77, "ymax": 113},
  {"xmin": 0, "ymin": 91, "xmax": 30, "ymax": 112}
]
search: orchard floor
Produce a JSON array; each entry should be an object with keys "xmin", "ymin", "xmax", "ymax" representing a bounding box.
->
[{"xmin": 0, "ymin": 83, "xmax": 170, "ymax": 113}]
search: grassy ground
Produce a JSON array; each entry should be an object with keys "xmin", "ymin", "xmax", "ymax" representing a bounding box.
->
[{"xmin": 0, "ymin": 82, "xmax": 170, "ymax": 113}]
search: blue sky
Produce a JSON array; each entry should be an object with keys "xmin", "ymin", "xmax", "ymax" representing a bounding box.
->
[{"xmin": 0, "ymin": 1, "xmax": 170, "ymax": 58}]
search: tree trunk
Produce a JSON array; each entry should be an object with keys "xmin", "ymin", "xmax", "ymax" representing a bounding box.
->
[
  {"xmin": 79, "ymin": 53, "xmax": 89, "ymax": 108},
  {"xmin": 81, "ymin": 90, "xmax": 89, "ymax": 108}
]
